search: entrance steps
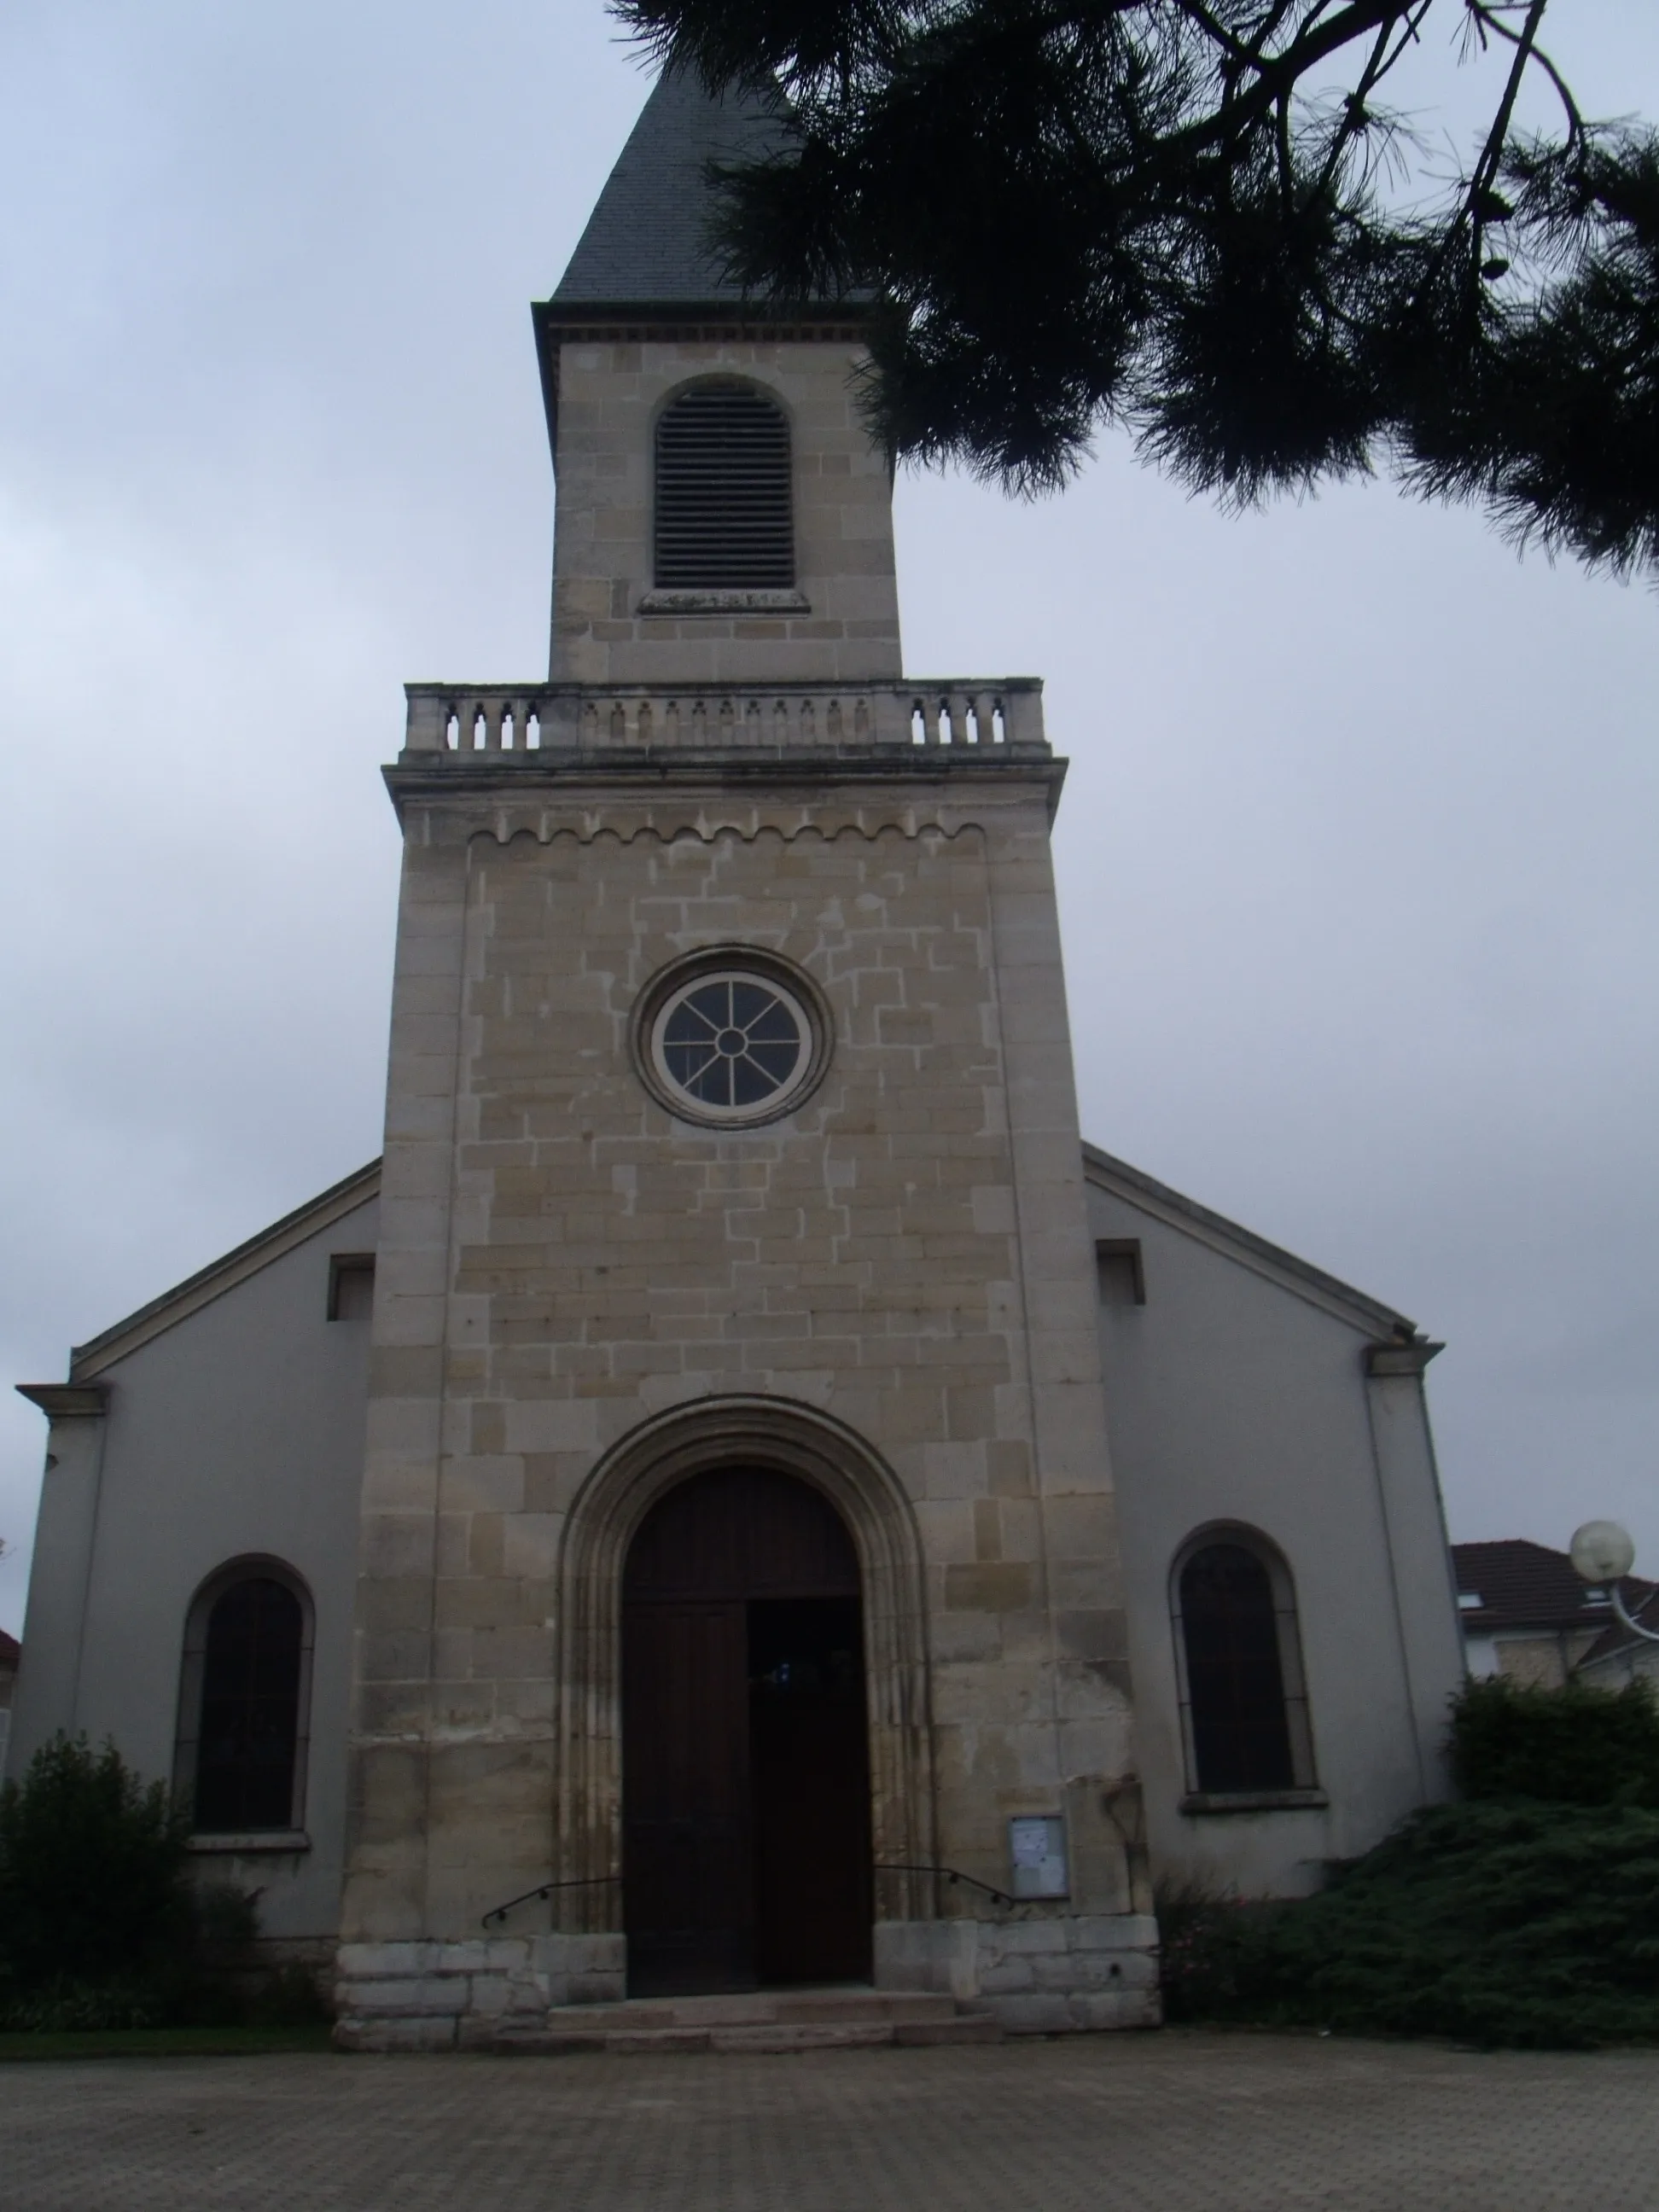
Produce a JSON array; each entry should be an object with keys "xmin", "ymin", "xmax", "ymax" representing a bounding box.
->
[{"xmin": 486, "ymin": 1986, "xmax": 1003, "ymax": 2055}]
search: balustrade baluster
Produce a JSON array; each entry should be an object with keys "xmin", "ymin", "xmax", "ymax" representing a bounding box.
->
[{"xmin": 406, "ymin": 680, "xmax": 1044, "ymax": 764}]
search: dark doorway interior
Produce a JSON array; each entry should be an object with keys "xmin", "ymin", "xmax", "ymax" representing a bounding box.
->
[{"xmin": 621, "ymin": 1468, "xmax": 872, "ymax": 1998}]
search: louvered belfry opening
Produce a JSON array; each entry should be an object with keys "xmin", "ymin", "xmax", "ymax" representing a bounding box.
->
[{"xmin": 655, "ymin": 380, "xmax": 795, "ymax": 590}]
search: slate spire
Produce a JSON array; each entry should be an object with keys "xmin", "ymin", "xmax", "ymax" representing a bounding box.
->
[{"xmin": 550, "ymin": 67, "xmax": 789, "ymax": 311}]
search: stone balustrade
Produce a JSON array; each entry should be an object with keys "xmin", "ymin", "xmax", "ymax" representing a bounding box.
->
[{"xmin": 402, "ymin": 679, "xmax": 1045, "ymax": 759}]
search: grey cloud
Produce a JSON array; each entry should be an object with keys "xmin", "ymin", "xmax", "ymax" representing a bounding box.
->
[{"xmin": 3, "ymin": 3, "xmax": 1657, "ymax": 1631}]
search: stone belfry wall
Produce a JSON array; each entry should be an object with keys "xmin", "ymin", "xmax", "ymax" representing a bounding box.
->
[
  {"xmin": 550, "ymin": 333, "xmax": 902, "ymax": 687},
  {"xmin": 334, "ymin": 68, "xmax": 1155, "ymax": 2046}
]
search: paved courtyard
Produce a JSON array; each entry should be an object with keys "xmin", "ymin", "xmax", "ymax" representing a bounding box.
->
[{"xmin": 4, "ymin": 2032, "xmax": 1657, "ymax": 2211}]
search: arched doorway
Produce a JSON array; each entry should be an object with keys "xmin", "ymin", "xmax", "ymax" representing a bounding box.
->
[{"xmin": 621, "ymin": 1466, "xmax": 873, "ymax": 1997}]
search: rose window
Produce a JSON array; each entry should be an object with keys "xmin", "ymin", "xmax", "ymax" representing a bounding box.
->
[{"xmin": 654, "ymin": 975, "xmax": 810, "ymax": 1115}]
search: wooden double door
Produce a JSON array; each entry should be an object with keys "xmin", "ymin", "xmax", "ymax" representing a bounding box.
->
[{"xmin": 621, "ymin": 1467, "xmax": 873, "ymax": 1997}]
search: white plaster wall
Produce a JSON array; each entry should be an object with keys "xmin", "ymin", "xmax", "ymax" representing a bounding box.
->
[
  {"xmin": 1085, "ymin": 1177, "xmax": 1464, "ymax": 1897},
  {"xmin": 9, "ymin": 1196, "xmax": 377, "ymax": 1941}
]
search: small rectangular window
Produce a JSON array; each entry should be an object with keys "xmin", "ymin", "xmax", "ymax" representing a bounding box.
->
[
  {"xmin": 328, "ymin": 1254, "xmax": 375, "ymax": 1322},
  {"xmin": 1096, "ymin": 1238, "xmax": 1145, "ymax": 1307}
]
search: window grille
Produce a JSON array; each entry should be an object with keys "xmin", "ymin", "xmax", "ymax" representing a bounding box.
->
[
  {"xmin": 655, "ymin": 381, "xmax": 794, "ymax": 589},
  {"xmin": 175, "ymin": 1564, "xmax": 312, "ymax": 1834}
]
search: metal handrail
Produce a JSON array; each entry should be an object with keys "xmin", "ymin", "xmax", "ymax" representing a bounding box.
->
[
  {"xmin": 480, "ymin": 1874, "xmax": 620, "ymax": 1929},
  {"xmin": 484, "ymin": 1860, "xmax": 1014, "ymax": 1928},
  {"xmin": 873, "ymin": 1860, "xmax": 1014, "ymax": 1907}
]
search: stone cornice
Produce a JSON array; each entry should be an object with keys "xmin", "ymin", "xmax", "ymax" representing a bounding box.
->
[
  {"xmin": 463, "ymin": 814, "xmax": 994, "ymax": 851},
  {"xmin": 386, "ymin": 751, "xmax": 1068, "ymax": 830},
  {"xmin": 15, "ymin": 1382, "xmax": 109, "ymax": 1420},
  {"xmin": 1365, "ymin": 1340, "xmax": 1445, "ymax": 1378}
]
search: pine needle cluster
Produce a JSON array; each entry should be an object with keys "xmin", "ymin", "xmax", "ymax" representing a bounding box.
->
[{"xmin": 616, "ymin": 2, "xmax": 1659, "ymax": 576}]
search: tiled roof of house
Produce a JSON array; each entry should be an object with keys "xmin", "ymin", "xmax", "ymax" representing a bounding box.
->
[
  {"xmin": 550, "ymin": 67, "xmax": 791, "ymax": 310},
  {"xmin": 1452, "ymin": 1538, "xmax": 1655, "ymax": 1635},
  {"xmin": 0, "ymin": 1627, "xmax": 20, "ymax": 1668}
]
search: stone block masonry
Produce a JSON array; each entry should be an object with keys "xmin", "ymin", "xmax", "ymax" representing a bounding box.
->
[
  {"xmin": 335, "ymin": 1936, "xmax": 626, "ymax": 2051},
  {"xmin": 336, "ymin": 685, "xmax": 1148, "ymax": 2041},
  {"xmin": 551, "ymin": 341, "xmax": 905, "ymax": 687},
  {"xmin": 333, "ymin": 1918, "xmax": 1159, "ymax": 2049}
]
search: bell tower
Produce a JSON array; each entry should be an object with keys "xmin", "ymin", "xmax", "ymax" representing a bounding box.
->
[
  {"xmin": 335, "ymin": 68, "xmax": 1155, "ymax": 2045},
  {"xmin": 537, "ymin": 68, "xmax": 903, "ymax": 687}
]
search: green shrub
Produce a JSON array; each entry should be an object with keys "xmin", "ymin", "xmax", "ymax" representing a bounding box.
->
[
  {"xmin": 243, "ymin": 1961, "xmax": 333, "ymax": 2028},
  {"xmin": 0, "ymin": 1976, "xmax": 171, "ymax": 2034},
  {"xmin": 1160, "ymin": 1800, "xmax": 1659, "ymax": 2048},
  {"xmin": 1450, "ymin": 1675, "xmax": 1659, "ymax": 1807},
  {"xmin": 0, "ymin": 1736, "xmax": 191, "ymax": 1991},
  {"xmin": 1156, "ymin": 1881, "xmax": 1288, "ymax": 2023},
  {"xmin": 0, "ymin": 1734, "xmax": 272, "ymax": 2031}
]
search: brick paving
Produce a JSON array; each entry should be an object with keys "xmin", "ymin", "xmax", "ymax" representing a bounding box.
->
[{"xmin": 3, "ymin": 2033, "xmax": 1656, "ymax": 2211}]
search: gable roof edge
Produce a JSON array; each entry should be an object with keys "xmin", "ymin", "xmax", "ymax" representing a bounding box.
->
[
  {"xmin": 67, "ymin": 1160, "xmax": 383, "ymax": 1382},
  {"xmin": 1081, "ymin": 1141, "xmax": 1417, "ymax": 1341}
]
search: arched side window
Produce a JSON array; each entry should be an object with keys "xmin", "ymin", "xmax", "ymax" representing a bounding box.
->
[
  {"xmin": 654, "ymin": 380, "xmax": 794, "ymax": 590},
  {"xmin": 1171, "ymin": 1530, "xmax": 1317, "ymax": 1798},
  {"xmin": 174, "ymin": 1562, "xmax": 314, "ymax": 1836}
]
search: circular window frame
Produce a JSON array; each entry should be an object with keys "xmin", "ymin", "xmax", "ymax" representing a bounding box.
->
[{"xmin": 631, "ymin": 947, "xmax": 832, "ymax": 1129}]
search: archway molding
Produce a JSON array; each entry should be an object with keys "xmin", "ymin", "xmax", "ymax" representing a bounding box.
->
[{"xmin": 555, "ymin": 1395, "xmax": 937, "ymax": 1925}]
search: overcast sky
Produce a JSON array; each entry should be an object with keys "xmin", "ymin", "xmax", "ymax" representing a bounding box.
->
[{"xmin": 3, "ymin": 3, "xmax": 1656, "ymax": 1637}]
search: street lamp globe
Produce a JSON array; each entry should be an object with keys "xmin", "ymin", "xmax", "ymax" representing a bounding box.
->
[{"xmin": 1570, "ymin": 1520, "xmax": 1637, "ymax": 1586}]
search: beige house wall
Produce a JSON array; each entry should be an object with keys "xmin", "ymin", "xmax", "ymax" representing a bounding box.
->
[{"xmin": 1466, "ymin": 1629, "xmax": 1602, "ymax": 1688}]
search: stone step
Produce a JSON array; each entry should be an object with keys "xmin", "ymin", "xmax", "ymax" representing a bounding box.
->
[
  {"xmin": 488, "ymin": 2015, "xmax": 1004, "ymax": 2057},
  {"xmin": 511, "ymin": 1986, "xmax": 960, "ymax": 2034},
  {"xmin": 486, "ymin": 1984, "xmax": 1003, "ymax": 2055},
  {"xmin": 894, "ymin": 2015, "xmax": 1004, "ymax": 2046},
  {"xmin": 710, "ymin": 2023, "xmax": 899, "ymax": 2053}
]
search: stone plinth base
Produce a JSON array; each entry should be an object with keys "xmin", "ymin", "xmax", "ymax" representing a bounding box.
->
[
  {"xmin": 335, "ymin": 1918, "xmax": 1159, "ymax": 2049},
  {"xmin": 876, "ymin": 1915, "xmax": 1161, "ymax": 2033},
  {"xmin": 334, "ymin": 1935, "xmax": 626, "ymax": 2052}
]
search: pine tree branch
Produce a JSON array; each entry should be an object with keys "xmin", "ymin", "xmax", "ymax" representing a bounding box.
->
[
  {"xmin": 613, "ymin": 0, "xmax": 1659, "ymax": 572},
  {"xmin": 1466, "ymin": 0, "xmax": 1581, "ymax": 148}
]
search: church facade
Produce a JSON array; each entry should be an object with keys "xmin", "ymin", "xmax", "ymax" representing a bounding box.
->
[{"xmin": 9, "ymin": 73, "xmax": 1465, "ymax": 2045}]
